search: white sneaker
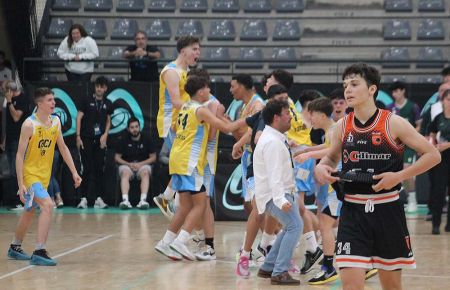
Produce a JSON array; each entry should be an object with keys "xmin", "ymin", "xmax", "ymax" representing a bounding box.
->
[
  {"xmin": 195, "ymin": 245, "xmax": 216, "ymax": 261},
  {"xmin": 136, "ymin": 200, "xmax": 149, "ymax": 210},
  {"xmin": 406, "ymin": 202, "xmax": 417, "ymax": 213},
  {"xmin": 119, "ymin": 200, "xmax": 132, "ymax": 210},
  {"xmin": 94, "ymin": 197, "xmax": 108, "ymax": 209},
  {"xmin": 77, "ymin": 197, "xmax": 88, "ymax": 209},
  {"xmin": 155, "ymin": 240, "xmax": 182, "ymax": 261},
  {"xmin": 9, "ymin": 204, "xmax": 24, "ymax": 211},
  {"xmin": 170, "ymin": 240, "xmax": 196, "ymax": 261}
]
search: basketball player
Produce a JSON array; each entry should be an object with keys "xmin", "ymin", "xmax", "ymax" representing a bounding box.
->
[
  {"xmin": 7, "ymin": 87, "xmax": 82, "ymax": 266},
  {"xmin": 153, "ymin": 36, "xmax": 201, "ymax": 219},
  {"xmin": 315, "ymin": 63, "xmax": 440, "ymax": 290}
]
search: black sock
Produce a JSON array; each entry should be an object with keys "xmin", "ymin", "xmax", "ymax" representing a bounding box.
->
[
  {"xmin": 205, "ymin": 238, "xmax": 214, "ymax": 249},
  {"xmin": 323, "ymin": 255, "xmax": 334, "ymax": 272}
]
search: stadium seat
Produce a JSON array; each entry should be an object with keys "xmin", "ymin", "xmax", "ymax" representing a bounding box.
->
[
  {"xmin": 208, "ymin": 20, "xmax": 236, "ymax": 41},
  {"xmin": 235, "ymin": 47, "xmax": 264, "ymax": 69},
  {"xmin": 276, "ymin": 0, "xmax": 304, "ymax": 12},
  {"xmin": 105, "ymin": 47, "xmax": 127, "ymax": 68},
  {"xmin": 41, "ymin": 75, "xmax": 59, "ymax": 81},
  {"xmin": 148, "ymin": 0, "xmax": 176, "ymax": 12},
  {"xmin": 107, "ymin": 76, "xmax": 126, "ymax": 82},
  {"xmin": 157, "ymin": 49, "xmax": 166, "ymax": 69},
  {"xmin": 240, "ymin": 20, "xmax": 268, "ymax": 41},
  {"xmin": 116, "ymin": 0, "xmax": 145, "ymax": 12},
  {"xmin": 383, "ymin": 20, "xmax": 411, "ymax": 40},
  {"xmin": 111, "ymin": 19, "xmax": 138, "ymax": 40},
  {"xmin": 384, "ymin": 0, "xmax": 412, "ymax": 12},
  {"xmin": 83, "ymin": 19, "xmax": 107, "ymax": 39},
  {"xmin": 273, "ymin": 20, "xmax": 301, "ymax": 41},
  {"xmin": 381, "ymin": 47, "xmax": 410, "ymax": 68},
  {"xmin": 203, "ymin": 47, "xmax": 230, "ymax": 69},
  {"xmin": 212, "ymin": 0, "xmax": 239, "ymax": 12},
  {"xmin": 417, "ymin": 19, "xmax": 445, "ymax": 40},
  {"xmin": 47, "ymin": 18, "xmax": 72, "ymax": 38},
  {"xmin": 43, "ymin": 45, "xmax": 64, "ymax": 67},
  {"xmin": 180, "ymin": 0, "xmax": 208, "ymax": 12},
  {"xmin": 417, "ymin": 47, "xmax": 444, "ymax": 68},
  {"xmin": 418, "ymin": 0, "xmax": 445, "ymax": 12},
  {"xmin": 383, "ymin": 76, "xmax": 408, "ymax": 83},
  {"xmin": 269, "ymin": 47, "xmax": 297, "ymax": 69},
  {"xmin": 145, "ymin": 19, "xmax": 171, "ymax": 40},
  {"xmin": 52, "ymin": 0, "xmax": 81, "ymax": 11},
  {"xmin": 210, "ymin": 76, "xmax": 224, "ymax": 82},
  {"xmin": 176, "ymin": 20, "xmax": 203, "ymax": 39},
  {"xmin": 244, "ymin": 0, "xmax": 271, "ymax": 12},
  {"xmin": 84, "ymin": 0, "xmax": 113, "ymax": 11},
  {"xmin": 417, "ymin": 76, "xmax": 441, "ymax": 83}
]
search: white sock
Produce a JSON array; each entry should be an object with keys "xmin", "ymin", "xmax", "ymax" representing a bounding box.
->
[
  {"xmin": 163, "ymin": 186, "xmax": 175, "ymax": 200},
  {"xmin": 332, "ymin": 227, "xmax": 338, "ymax": 239},
  {"xmin": 408, "ymin": 191, "xmax": 417, "ymax": 204},
  {"xmin": 122, "ymin": 194, "xmax": 128, "ymax": 202},
  {"xmin": 195, "ymin": 230, "xmax": 205, "ymax": 241},
  {"xmin": 241, "ymin": 250, "xmax": 251, "ymax": 258},
  {"xmin": 162, "ymin": 230, "xmax": 177, "ymax": 244},
  {"xmin": 140, "ymin": 193, "xmax": 147, "ymax": 201},
  {"xmin": 176, "ymin": 229, "xmax": 191, "ymax": 244},
  {"xmin": 304, "ymin": 231, "xmax": 318, "ymax": 253},
  {"xmin": 260, "ymin": 232, "xmax": 276, "ymax": 249}
]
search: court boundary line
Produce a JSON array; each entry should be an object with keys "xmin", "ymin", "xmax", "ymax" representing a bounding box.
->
[{"xmin": 0, "ymin": 234, "xmax": 113, "ymax": 280}]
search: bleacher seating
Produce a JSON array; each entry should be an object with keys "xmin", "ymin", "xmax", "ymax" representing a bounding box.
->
[
  {"xmin": 83, "ymin": 19, "xmax": 107, "ymax": 39},
  {"xmin": 384, "ymin": 0, "xmax": 412, "ymax": 12},
  {"xmin": 47, "ymin": 18, "xmax": 72, "ymax": 38},
  {"xmin": 273, "ymin": 20, "xmax": 301, "ymax": 41},
  {"xmin": 275, "ymin": 0, "xmax": 304, "ymax": 12},
  {"xmin": 176, "ymin": 19, "xmax": 204, "ymax": 39},
  {"xmin": 180, "ymin": 0, "xmax": 208, "ymax": 12},
  {"xmin": 116, "ymin": 0, "xmax": 145, "ymax": 12},
  {"xmin": 240, "ymin": 20, "xmax": 268, "ymax": 40},
  {"xmin": 208, "ymin": 20, "xmax": 236, "ymax": 41},
  {"xmin": 417, "ymin": 19, "xmax": 445, "ymax": 40},
  {"xmin": 84, "ymin": 0, "xmax": 113, "ymax": 11},
  {"xmin": 148, "ymin": 0, "xmax": 176, "ymax": 12},
  {"xmin": 235, "ymin": 47, "xmax": 263, "ymax": 69},
  {"xmin": 417, "ymin": 76, "xmax": 441, "ymax": 83},
  {"xmin": 145, "ymin": 19, "xmax": 171, "ymax": 40},
  {"xmin": 110, "ymin": 19, "xmax": 138, "ymax": 40},
  {"xmin": 383, "ymin": 20, "xmax": 411, "ymax": 40},
  {"xmin": 417, "ymin": 47, "xmax": 444, "ymax": 68},
  {"xmin": 418, "ymin": 0, "xmax": 445, "ymax": 12},
  {"xmin": 269, "ymin": 47, "xmax": 297, "ymax": 69},
  {"xmin": 212, "ymin": 0, "xmax": 239, "ymax": 12},
  {"xmin": 244, "ymin": 0, "xmax": 271, "ymax": 13},
  {"xmin": 52, "ymin": 0, "xmax": 81, "ymax": 11},
  {"xmin": 203, "ymin": 47, "xmax": 230, "ymax": 69},
  {"xmin": 105, "ymin": 47, "xmax": 127, "ymax": 68},
  {"xmin": 381, "ymin": 47, "xmax": 410, "ymax": 68}
]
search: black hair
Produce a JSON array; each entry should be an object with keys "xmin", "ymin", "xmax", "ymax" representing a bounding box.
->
[
  {"xmin": 187, "ymin": 68, "xmax": 210, "ymax": 83},
  {"xmin": 342, "ymin": 63, "xmax": 380, "ymax": 98},
  {"xmin": 308, "ymin": 97, "xmax": 333, "ymax": 117},
  {"xmin": 67, "ymin": 24, "xmax": 88, "ymax": 48},
  {"xmin": 270, "ymin": 69, "xmax": 294, "ymax": 90},
  {"xmin": 127, "ymin": 116, "xmax": 140, "ymax": 127},
  {"xmin": 185, "ymin": 75, "xmax": 209, "ymax": 97},
  {"xmin": 261, "ymin": 73, "xmax": 271, "ymax": 88},
  {"xmin": 134, "ymin": 30, "xmax": 147, "ymax": 39},
  {"xmin": 94, "ymin": 76, "xmax": 109, "ymax": 87},
  {"xmin": 389, "ymin": 81, "xmax": 406, "ymax": 92},
  {"xmin": 267, "ymin": 84, "xmax": 288, "ymax": 99},
  {"xmin": 231, "ymin": 74, "xmax": 253, "ymax": 90},
  {"xmin": 298, "ymin": 89, "xmax": 321, "ymax": 108},
  {"xmin": 262, "ymin": 99, "xmax": 290, "ymax": 125},
  {"xmin": 441, "ymin": 66, "xmax": 450, "ymax": 77},
  {"xmin": 176, "ymin": 36, "xmax": 200, "ymax": 53},
  {"xmin": 329, "ymin": 88, "xmax": 344, "ymax": 100}
]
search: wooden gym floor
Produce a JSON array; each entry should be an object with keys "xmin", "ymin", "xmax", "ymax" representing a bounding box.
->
[{"xmin": 0, "ymin": 207, "xmax": 449, "ymax": 290}]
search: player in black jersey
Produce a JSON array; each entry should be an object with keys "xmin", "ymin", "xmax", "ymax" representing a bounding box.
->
[{"xmin": 315, "ymin": 63, "xmax": 440, "ymax": 290}]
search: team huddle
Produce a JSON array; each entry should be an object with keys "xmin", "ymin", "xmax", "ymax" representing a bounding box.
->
[{"xmin": 7, "ymin": 36, "xmax": 441, "ymax": 290}]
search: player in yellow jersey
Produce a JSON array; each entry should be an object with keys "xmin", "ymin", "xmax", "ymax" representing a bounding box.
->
[
  {"xmin": 154, "ymin": 36, "xmax": 201, "ymax": 218},
  {"xmin": 155, "ymin": 75, "xmax": 242, "ymax": 261},
  {"xmin": 7, "ymin": 88, "xmax": 81, "ymax": 266}
]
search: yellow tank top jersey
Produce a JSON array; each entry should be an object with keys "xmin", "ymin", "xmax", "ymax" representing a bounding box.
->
[
  {"xmin": 287, "ymin": 100, "xmax": 312, "ymax": 146},
  {"xmin": 23, "ymin": 114, "xmax": 60, "ymax": 189},
  {"xmin": 157, "ymin": 61, "xmax": 190, "ymax": 138},
  {"xmin": 169, "ymin": 101, "xmax": 209, "ymax": 176}
]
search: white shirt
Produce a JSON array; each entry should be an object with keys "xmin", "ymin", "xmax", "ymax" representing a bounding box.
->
[
  {"xmin": 0, "ymin": 67, "xmax": 12, "ymax": 81},
  {"xmin": 57, "ymin": 36, "xmax": 99, "ymax": 74},
  {"xmin": 253, "ymin": 125, "xmax": 296, "ymax": 214},
  {"xmin": 430, "ymin": 101, "xmax": 443, "ymax": 122}
]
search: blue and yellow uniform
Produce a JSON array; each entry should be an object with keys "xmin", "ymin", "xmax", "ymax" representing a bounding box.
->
[
  {"xmin": 203, "ymin": 95, "xmax": 220, "ymax": 197},
  {"xmin": 157, "ymin": 62, "xmax": 190, "ymax": 147},
  {"xmin": 23, "ymin": 114, "xmax": 60, "ymax": 210},
  {"xmin": 169, "ymin": 101, "xmax": 209, "ymax": 192}
]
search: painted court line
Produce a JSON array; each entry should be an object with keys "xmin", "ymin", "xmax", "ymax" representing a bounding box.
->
[{"xmin": 0, "ymin": 234, "xmax": 113, "ymax": 280}]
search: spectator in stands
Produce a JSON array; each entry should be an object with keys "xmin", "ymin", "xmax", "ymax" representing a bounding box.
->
[
  {"xmin": 1, "ymin": 80, "xmax": 29, "ymax": 210},
  {"xmin": 123, "ymin": 31, "xmax": 161, "ymax": 82},
  {"xmin": 329, "ymin": 88, "xmax": 347, "ymax": 122},
  {"xmin": 0, "ymin": 51, "xmax": 12, "ymax": 86},
  {"xmin": 115, "ymin": 117, "xmax": 156, "ymax": 210},
  {"xmin": 421, "ymin": 66, "xmax": 450, "ymax": 116},
  {"xmin": 57, "ymin": 23, "xmax": 99, "ymax": 82},
  {"xmin": 75, "ymin": 76, "xmax": 112, "ymax": 209}
]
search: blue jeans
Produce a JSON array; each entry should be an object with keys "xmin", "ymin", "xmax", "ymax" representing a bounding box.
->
[{"xmin": 260, "ymin": 193, "xmax": 303, "ymax": 276}]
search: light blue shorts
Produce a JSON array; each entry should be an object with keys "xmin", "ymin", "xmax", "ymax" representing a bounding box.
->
[
  {"xmin": 246, "ymin": 176, "xmax": 255, "ymax": 202},
  {"xmin": 204, "ymin": 164, "xmax": 215, "ymax": 197},
  {"xmin": 24, "ymin": 182, "xmax": 50, "ymax": 211},
  {"xmin": 240, "ymin": 149, "xmax": 252, "ymax": 200},
  {"xmin": 172, "ymin": 168, "xmax": 205, "ymax": 193},
  {"xmin": 316, "ymin": 184, "xmax": 342, "ymax": 217},
  {"xmin": 294, "ymin": 158, "xmax": 316, "ymax": 196}
]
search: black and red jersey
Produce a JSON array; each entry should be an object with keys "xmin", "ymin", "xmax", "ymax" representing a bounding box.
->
[{"xmin": 341, "ymin": 109, "xmax": 404, "ymax": 194}]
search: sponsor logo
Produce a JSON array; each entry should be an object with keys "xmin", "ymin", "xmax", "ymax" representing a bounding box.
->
[
  {"xmin": 107, "ymin": 89, "xmax": 144, "ymax": 135},
  {"xmin": 347, "ymin": 132, "xmax": 354, "ymax": 143},
  {"xmin": 222, "ymin": 164, "xmax": 244, "ymax": 211},
  {"xmin": 52, "ymin": 88, "xmax": 78, "ymax": 137},
  {"xmin": 357, "ymin": 140, "xmax": 367, "ymax": 144},
  {"xmin": 343, "ymin": 149, "xmax": 391, "ymax": 163},
  {"xmin": 372, "ymin": 131, "xmax": 382, "ymax": 146}
]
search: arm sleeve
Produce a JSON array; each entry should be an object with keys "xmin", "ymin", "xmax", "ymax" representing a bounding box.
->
[
  {"xmin": 263, "ymin": 141, "xmax": 289, "ymax": 209},
  {"xmin": 78, "ymin": 37, "xmax": 99, "ymax": 60},
  {"xmin": 57, "ymin": 37, "xmax": 76, "ymax": 60}
]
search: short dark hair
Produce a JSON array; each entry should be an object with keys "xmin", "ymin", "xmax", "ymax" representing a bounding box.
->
[
  {"xmin": 261, "ymin": 73, "xmax": 271, "ymax": 88},
  {"xmin": 134, "ymin": 30, "xmax": 147, "ymax": 39},
  {"xmin": 127, "ymin": 116, "xmax": 140, "ymax": 128},
  {"xmin": 389, "ymin": 81, "xmax": 406, "ymax": 92},
  {"xmin": 329, "ymin": 88, "xmax": 344, "ymax": 100},
  {"xmin": 308, "ymin": 97, "xmax": 333, "ymax": 117},
  {"xmin": 231, "ymin": 74, "xmax": 253, "ymax": 90},
  {"xmin": 185, "ymin": 75, "xmax": 209, "ymax": 97},
  {"xmin": 95, "ymin": 76, "xmax": 108, "ymax": 87},
  {"xmin": 34, "ymin": 87, "xmax": 53, "ymax": 103},
  {"xmin": 262, "ymin": 99, "xmax": 289, "ymax": 125},
  {"xmin": 176, "ymin": 36, "xmax": 200, "ymax": 53},
  {"xmin": 342, "ymin": 63, "xmax": 380, "ymax": 98},
  {"xmin": 441, "ymin": 66, "xmax": 450, "ymax": 77},
  {"xmin": 267, "ymin": 84, "xmax": 287, "ymax": 99},
  {"xmin": 187, "ymin": 68, "xmax": 210, "ymax": 83},
  {"xmin": 298, "ymin": 89, "xmax": 321, "ymax": 108},
  {"xmin": 270, "ymin": 69, "xmax": 294, "ymax": 90}
]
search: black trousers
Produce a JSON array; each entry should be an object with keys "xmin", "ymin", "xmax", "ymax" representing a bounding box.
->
[
  {"xmin": 429, "ymin": 149, "xmax": 450, "ymax": 227},
  {"xmin": 79, "ymin": 137, "xmax": 106, "ymax": 203},
  {"xmin": 65, "ymin": 69, "xmax": 92, "ymax": 83}
]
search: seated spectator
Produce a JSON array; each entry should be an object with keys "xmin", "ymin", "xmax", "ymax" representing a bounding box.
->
[
  {"xmin": 57, "ymin": 24, "xmax": 99, "ymax": 82},
  {"xmin": 0, "ymin": 51, "xmax": 12, "ymax": 86},
  {"xmin": 115, "ymin": 117, "xmax": 157, "ymax": 209},
  {"xmin": 123, "ymin": 31, "xmax": 160, "ymax": 82}
]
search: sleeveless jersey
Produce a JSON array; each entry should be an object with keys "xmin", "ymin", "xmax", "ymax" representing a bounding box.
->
[
  {"xmin": 169, "ymin": 101, "xmax": 208, "ymax": 176},
  {"xmin": 240, "ymin": 94, "xmax": 264, "ymax": 152},
  {"xmin": 157, "ymin": 61, "xmax": 190, "ymax": 138},
  {"xmin": 287, "ymin": 99, "xmax": 312, "ymax": 146},
  {"xmin": 204, "ymin": 95, "xmax": 220, "ymax": 174},
  {"xmin": 23, "ymin": 114, "xmax": 60, "ymax": 189},
  {"xmin": 341, "ymin": 109, "xmax": 404, "ymax": 195}
]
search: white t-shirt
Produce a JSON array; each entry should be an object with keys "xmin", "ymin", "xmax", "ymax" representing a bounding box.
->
[
  {"xmin": 57, "ymin": 36, "xmax": 99, "ymax": 74},
  {"xmin": 0, "ymin": 67, "xmax": 12, "ymax": 81}
]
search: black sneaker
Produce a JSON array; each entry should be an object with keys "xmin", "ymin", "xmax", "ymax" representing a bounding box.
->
[
  {"xmin": 257, "ymin": 243, "xmax": 272, "ymax": 257},
  {"xmin": 30, "ymin": 249, "xmax": 57, "ymax": 266},
  {"xmin": 308, "ymin": 267, "xmax": 338, "ymax": 285},
  {"xmin": 432, "ymin": 226, "xmax": 440, "ymax": 235},
  {"xmin": 7, "ymin": 244, "xmax": 31, "ymax": 260},
  {"xmin": 300, "ymin": 247, "xmax": 323, "ymax": 274}
]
